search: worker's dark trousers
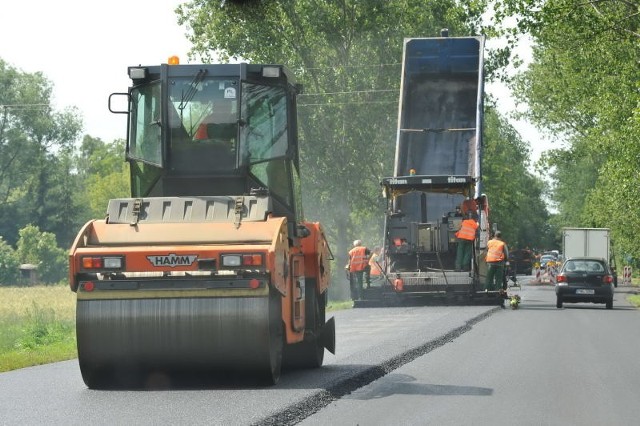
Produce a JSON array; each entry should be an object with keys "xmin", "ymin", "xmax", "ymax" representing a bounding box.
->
[
  {"xmin": 350, "ymin": 271, "xmax": 364, "ymax": 300},
  {"xmin": 455, "ymin": 239, "xmax": 473, "ymax": 270},
  {"xmin": 485, "ymin": 262, "xmax": 505, "ymax": 291}
]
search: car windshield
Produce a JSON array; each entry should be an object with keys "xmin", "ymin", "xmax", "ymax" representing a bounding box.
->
[
  {"xmin": 541, "ymin": 256, "xmax": 554, "ymax": 262},
  {"xmin": 564, "ymin": 260, "xmax": 605, "ymax": 273}
]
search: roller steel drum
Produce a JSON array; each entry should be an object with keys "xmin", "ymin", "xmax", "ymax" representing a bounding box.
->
[{"xmin": 76, "ymin": 289, "xmax": 283, "ymax": 388}]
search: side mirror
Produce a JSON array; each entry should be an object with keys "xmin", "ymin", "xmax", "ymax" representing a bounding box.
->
[{"xmin": 108, "ymin": 92, "xmax": 130, "ymax": 114}]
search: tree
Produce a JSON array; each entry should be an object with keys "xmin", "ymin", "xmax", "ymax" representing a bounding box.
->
[
  {"xmin": 0, "ymin": 236, "xmax": 19, "ymax": 285},
  {"xmin": 74, "ymin": 136, "xmax": 130, "ymax": 220},
  {"xmin": 0, "ymin": 59, "xmax": 83, "ymax": 247},
  {"xmin": 492, "ymin": 0, "xmax": 640, "ymax": 258},
  {"xmin": 482, "ymin": 106, "xmax": 551, "ymax": 250},
  {"xmin": 538, "ymin": 139, "xmax": 601, "ymax": 228},
  {"xmin": 16, "ymin": 225, "xmax": 67, "ymax": 284}
]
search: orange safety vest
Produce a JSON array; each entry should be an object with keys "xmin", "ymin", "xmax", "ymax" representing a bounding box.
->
[
  {"xmin": 455, "ymin": 219, "xmax": 478, "ymax": 241},
  {"xmin": 486, "ymin": 239, "xmax": 507, "ymax": 262},
  {"xmin": 194, "ymin": 123, "xmax": 209, "ymax": 140},
  {"xmin": 348, "ymin": 246, "xmax": 369, "ymax": 272},
  {"xmin": 369, "ymin": 254, "xmax": 382, "ymax": 276}
]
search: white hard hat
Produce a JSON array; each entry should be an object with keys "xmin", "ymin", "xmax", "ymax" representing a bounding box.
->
[{"xmin": 353, "ymin": 240, "xmax": 361, "ymax": 247}]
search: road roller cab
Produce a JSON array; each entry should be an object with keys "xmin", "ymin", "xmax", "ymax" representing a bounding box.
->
[{"xmin": 69, "ymin": 59, "xmax": 335, "ymax": 388}]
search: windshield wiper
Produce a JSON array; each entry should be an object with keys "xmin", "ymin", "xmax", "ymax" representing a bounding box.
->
[{"xmin": 178, "ymin": 69, "xmax": 208, "ymax": 112}]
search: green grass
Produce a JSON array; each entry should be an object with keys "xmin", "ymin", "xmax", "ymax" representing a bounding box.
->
[
  {"xmin": 327, "ymin": 300, "xmax": 354, "ymax": 311},
  {"xmin": 628, "ymin": 295, "xmax": 640, "ymax": 307},
  {"xmin": 0, "ymin": 340, "xmax": 77, "ymax": 372},
  {"xmin": 0, "ymin": 285, "xmax": 77, "ymax": 372},
  {"xmin": 625, "ymin": 278, "xmax": 640, "ymax": 308}
]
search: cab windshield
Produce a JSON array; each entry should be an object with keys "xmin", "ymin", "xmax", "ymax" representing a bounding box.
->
[
  {"xmin": 168, "ymin": 77, "xmax": 240, "ymax": 172},
  {"xmin": 127, "ymin": 72, "xmax": 295, "ymax": 207},
  {"xmin": 129, "ymin": 76, "xmax": 289, "ymax": 173}
]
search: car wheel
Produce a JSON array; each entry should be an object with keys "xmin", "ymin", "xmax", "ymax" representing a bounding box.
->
[
  {"xmin": 606, "ymin": 299, "xmax": 613, "ymax": 309},
  {"xmin": 556, "ymin": 296, "xmax": 563, "ymax": 309}
]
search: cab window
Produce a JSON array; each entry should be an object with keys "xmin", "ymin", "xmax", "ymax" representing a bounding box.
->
[
  {"xmin": 241, "ymin": 83, "xmax": 288, "ymax": 163},
  {"xmin": 129, "ymin": 81, "xmax": 162, "ymax": 166}
]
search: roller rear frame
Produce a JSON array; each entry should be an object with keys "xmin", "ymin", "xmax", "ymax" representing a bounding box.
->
[{"xmin": 69, "ymin": 197, "xmax": 333, "ymax": 387}]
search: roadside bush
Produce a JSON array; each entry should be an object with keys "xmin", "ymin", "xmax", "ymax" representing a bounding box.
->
[
  {"xmin": 16, "ymin": 225, "xmax": 67, "ymax": 284},
  {"xmin": 0, "ymin": 237, "xmax": 20, "ymax": 285}
]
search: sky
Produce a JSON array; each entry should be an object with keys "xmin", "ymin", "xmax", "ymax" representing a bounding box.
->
[
  {"xmin": 1, "ymin": 0, "xmax": 191, "ymax": 143},
  {"xmin": 1, "ymin": 0, "xmax": 551, "ymax": 163}
]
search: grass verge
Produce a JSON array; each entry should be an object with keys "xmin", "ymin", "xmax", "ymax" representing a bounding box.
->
[
  {"xmin": 0, "ymin": 284, "xmax": 77, "ymax": 372},
  {"xmin": 625, "ymin": 278, "xmax": 640, "ymax": 308},
  {"xmin": 628, "ymin": 295, "xmax": 640, "ymax": 307},
  {"xmin": 327, "ymin": 300, "xmax": 354, "ymax": 311}
]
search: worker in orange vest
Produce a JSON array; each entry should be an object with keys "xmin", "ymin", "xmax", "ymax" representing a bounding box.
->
[
  {"xmin": 454, "ymin": 212, "xmax": 479, "ymax": 271},
  {"xmin": 347, "ymin": 240, "xmax": 371, "ymax": 300},
  {"xmin": 368, "ymin": 246, "xmax": 383, "ymax": 286},
  {"xmin": 484, "ymin": 231, "xmax": 509, "ymax": 291},
  {"xmin": 461, "ymin": 197, "xmax": 478, "ymax": 216}
]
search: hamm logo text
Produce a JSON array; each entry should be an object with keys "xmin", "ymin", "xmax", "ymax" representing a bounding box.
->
[{"xmin": 147, "ymin": 254, "xmax": 198, "ymax": 267}]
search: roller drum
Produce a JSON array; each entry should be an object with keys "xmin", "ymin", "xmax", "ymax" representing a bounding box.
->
[{"xmin": 76, "ymin": 293, "xmax": 283, "ymax": 388}]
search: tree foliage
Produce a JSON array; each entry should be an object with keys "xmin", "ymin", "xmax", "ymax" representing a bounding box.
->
[
  {"xmin": 482, "ymin": 107, "xmax": 552, "ymax": 250},
  {"xmin": 0, "ymin": 236, "xmax": 19, "ymax": 285},
  {"xmin": 16, "ymin": 225, "xmax": 67, "ymax": 284},
  {"xmin": 493, "ymin": 0, "xmax": 640, "ymax": 261},
  {"xmin": 0, "ymin": 59, "xmax": 83, "ymax": 247},
  {"xmin": 75, "ymin": 136, "xmax": 130, "ymax": 220},
  {"xmin": 0, "ymin": 61, "xmax": 129, "ymax": 283}
]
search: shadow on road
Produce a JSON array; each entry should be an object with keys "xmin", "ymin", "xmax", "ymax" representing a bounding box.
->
[{"xmin": 343, "ymin": 373, "xmax": 492, "ymax": 400}]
